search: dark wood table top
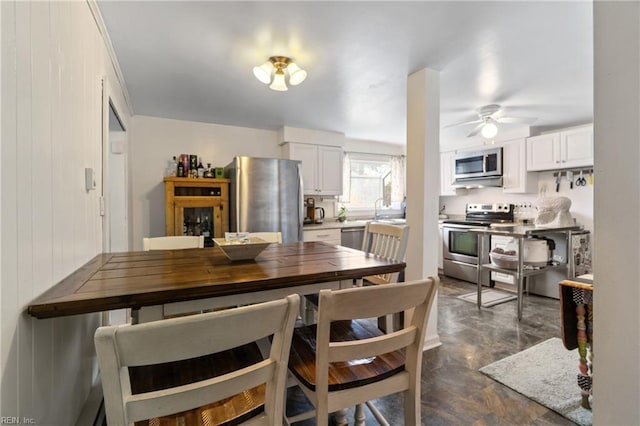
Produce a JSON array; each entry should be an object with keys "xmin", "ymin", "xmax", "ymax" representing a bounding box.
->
[{"xmin": 28, "ymin": 242, "xmax": 405, "ymax": 319}]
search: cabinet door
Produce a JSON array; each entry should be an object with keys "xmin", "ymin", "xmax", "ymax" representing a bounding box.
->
[
  {"xmin": 527, "ymin": 133, "xmax": 560, "ymax": 171},
  {"xmin": 317, "ymin": 146, "xmax": 343, "ymax": 195},
  {"xmin": 503, "ymin": 139, "xmax": 537, "ymax": 193},
  {"xmin": 561, "ymin": 125, "xmax": 594, "ymax": 168},
  {"xmin": 440, "ymin": 151, "xmax": 457, "ymax": 195},
  {"xmin": 303, "ymin": 228, "xmax": 341, "ymax": 245},
  {"xmin": 288, "ymin": 143, "xmax": 318, "ymax": 194}
]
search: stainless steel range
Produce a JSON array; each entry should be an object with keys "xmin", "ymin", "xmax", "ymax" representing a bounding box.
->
[{"xmin": 442, "ymin": 203, "xmax": 515, "ymax": 285}]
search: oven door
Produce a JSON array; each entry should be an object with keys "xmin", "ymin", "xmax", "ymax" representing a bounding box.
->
[{"xmin": 443, "ymin": 225, "xmax": 480, "ymax": 264}]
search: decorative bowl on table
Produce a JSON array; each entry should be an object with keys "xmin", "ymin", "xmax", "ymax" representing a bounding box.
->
[{"xmin": 213, "ymin": 237, "xmax": 270, "ymax": 261}]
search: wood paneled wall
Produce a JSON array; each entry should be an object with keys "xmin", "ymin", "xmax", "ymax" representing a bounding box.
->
[{"xmin": 1, "ymin": 1, "xmax": 129, "ymax": 423}]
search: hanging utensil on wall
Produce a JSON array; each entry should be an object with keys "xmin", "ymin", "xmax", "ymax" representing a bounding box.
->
[
  {"xmin": 576, "ymin": 170, "xmax": 587, "ymax": 186},
  {"xmin": 589, "ymin": 169, "xmax": 594, "ymax": 184},
  {"xmin": 555, "ymin": 171, "xmax": 561, "ymax": 192},
  {"xmin": 567, "ymin": 170, "xmax": 574, "ymax": 189}
]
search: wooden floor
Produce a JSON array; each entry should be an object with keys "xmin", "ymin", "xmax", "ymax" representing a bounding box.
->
[{"xmin": 287, "ymin": 275, "xmax": 575, "ymax": 425}]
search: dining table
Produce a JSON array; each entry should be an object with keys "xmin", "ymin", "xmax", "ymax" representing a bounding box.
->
[{"xmin": 27, "ymin": 241, "xmax": 406, "ymax": 323}]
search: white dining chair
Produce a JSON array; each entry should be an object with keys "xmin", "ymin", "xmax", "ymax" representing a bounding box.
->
[
  {"xmin": 249, "ymin": 232, "xmax": 283, "ymax": 243},
  {"xmin": 95, "ymin": 294, "xmax": 300, "ymax": 426},
  {"xmin": 286, "ymin": 278, "xmax": 439, "ymax": 426},
  {"xmin": 142, "ymin": 235, "xmax": 204, "ymax": 251}
]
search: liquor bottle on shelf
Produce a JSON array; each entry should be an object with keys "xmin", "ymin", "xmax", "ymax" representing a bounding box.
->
[
  {"xmin": 195, "ymin": 216, "xmax": 201, "ymax": 236},
  {"xmin": 204, "ymin": 163, "xmax": 215, "ymax": 178},
  {"xmin": 197, "ymin": 157, "xmax": 205, "ymax": 178},
  {"xmin": 177, "ymin": 158, "xmax": 185, "ymax": 177},
  {"xmin": 181, "ymin": 154, "xmax": 189, "ymax": 177},
  {"xmin": 202, "ymin": 215, "xmax": 210, "ymax": 238}
]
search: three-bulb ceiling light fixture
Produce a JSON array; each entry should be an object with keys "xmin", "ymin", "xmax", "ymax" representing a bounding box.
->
[{"xmin": 253, "ymin": 56, "xmax": 307, "ymax": 91}]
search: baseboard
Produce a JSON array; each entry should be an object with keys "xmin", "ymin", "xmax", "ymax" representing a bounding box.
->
[
  {"xmin": 75, "ymin": 378, "xmax": 105, "ymax": 426},
  {"xmin": 423, "ymin": 334, "xmax": 442, "ymax": 351}
]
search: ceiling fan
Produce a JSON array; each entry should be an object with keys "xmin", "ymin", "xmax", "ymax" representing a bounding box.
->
[{"xmin": 444, "ymin": 104, "xmax": 537, "ymax": 138}]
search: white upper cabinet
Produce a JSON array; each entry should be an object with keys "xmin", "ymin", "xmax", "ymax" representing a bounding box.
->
[
  {"xmin": 501, "ymin": 138, "xmax": 537, "ymax": 193},
  {"xmin": 526, "ymin": 124, "xmax": 593, "ymax": 171},
  {"xmin": 440, "ymin": 151, "xmax": 457, "ymax": 196},
  {"xmin": 284, "ymin": 142, "xmax": 343, "ymax": 196}
]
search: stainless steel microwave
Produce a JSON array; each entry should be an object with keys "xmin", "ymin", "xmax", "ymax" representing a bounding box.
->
[{"xmin": 454, "ymin": 147, "xmax": 503, "ymax": 180}]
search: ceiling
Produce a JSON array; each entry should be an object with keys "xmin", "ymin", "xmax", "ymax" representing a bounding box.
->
[{"xmin": 97, "ymin": 1, "xmax": 593, "ymax": 146}]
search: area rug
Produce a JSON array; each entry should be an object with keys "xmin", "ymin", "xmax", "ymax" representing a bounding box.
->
[
  {"xmin": 479, "ymin": 338, "xmax": 592, "ymax": 425},
  {"xmin": 457, "ymin": 289, "xmax": 517, "ymax": 307}
]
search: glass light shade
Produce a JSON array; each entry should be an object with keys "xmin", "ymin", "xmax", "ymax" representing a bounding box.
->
[
  {"xmin": 287, "ymin": 62, "xmax": 307, "ymax": 86},
  {"xmin": 269, "ymin": 69, "xmax": 288, "ymax": 91},
  {"xmin": 253, "ymin": 61, "xmax": 273, "ymax": 84},
  {"xmin": 481, "ymin": 122, "xmax": 498, "ymax": 138}
]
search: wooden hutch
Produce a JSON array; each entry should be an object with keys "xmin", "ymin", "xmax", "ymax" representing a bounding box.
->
[{"xmin": 164, "ymin": 177, "xmax": 230, "ymax": 246}]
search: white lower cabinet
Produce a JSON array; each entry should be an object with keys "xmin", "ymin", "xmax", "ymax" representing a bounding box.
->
[
  {"xmin": 490, "ymin": 235, "xmax": 515, "ymax": 285},
  {"xmin": 303, "ymin": 228, "xmax": 341, "ymax": 246}
]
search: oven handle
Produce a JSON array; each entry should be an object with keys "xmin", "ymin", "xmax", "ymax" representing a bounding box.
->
[{"xmin": 444, "ymin": 258, "xmax": 479, "ymax": 267}]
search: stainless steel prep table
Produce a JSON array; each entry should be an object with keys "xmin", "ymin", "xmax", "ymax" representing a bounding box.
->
[{"xmin": 470, "ymin": 225, "xmax": 583, "ymax": 320}]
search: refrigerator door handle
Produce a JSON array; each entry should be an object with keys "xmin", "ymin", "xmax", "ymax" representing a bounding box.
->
[
  {"xmin": 297, "ymin": 162, "xmax": 304, "ymax": 241},
  {"xmin": 234, "ymin": 165, "xmax": 241, "ymax": 233}
]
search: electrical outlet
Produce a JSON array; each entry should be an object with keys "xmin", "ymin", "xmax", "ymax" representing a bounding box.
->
[{"xmin": 553, "ymin": 254, "xmax": 564, "ymax": 263}]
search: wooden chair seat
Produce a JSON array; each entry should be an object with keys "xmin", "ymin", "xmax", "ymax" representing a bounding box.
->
[
  {"xmin": 288, "ymin": 320, "xmax": 406, "ymax": 392},
  {"xmin": 95, "ymin": 294, "xmax": 300, "ymax": 426},
  {"xmin": 286, "ymin": 278, "xmax": 439, "ymax": 425},
  {"xmin": 129, "ymin": 343, "xmax": 265, "ymax": 426}
]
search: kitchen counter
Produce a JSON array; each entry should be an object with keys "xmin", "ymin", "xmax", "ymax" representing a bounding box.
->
[{"xmin": 470, "ymin": 224, "xmax": 583, "ymax": 237}]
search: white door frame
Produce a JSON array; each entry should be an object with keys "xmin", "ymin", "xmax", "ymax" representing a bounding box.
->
[{"xmin": 101, "ymin": 77, "xmax": 129, "ymax": 253}]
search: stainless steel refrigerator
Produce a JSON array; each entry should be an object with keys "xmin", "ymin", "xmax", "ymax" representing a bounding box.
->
[{"xmin": 225, "ymin": 157, "xmax": 303, "ymax": 243}]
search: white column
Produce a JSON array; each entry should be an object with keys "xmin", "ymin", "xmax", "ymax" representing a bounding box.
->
[
  {"xmin": 593, "ymin": 2, "xmax": 640, "ymax": 424},
  {"xmin": 406, "ymin": 68, "xmax": 441, "ymax": 350}
]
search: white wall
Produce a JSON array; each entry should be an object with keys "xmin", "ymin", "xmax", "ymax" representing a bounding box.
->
[
  {"xmin": 593, "ymin": 2, "xmax": 640, "ymax": 424},
  {"xmin": 440, "ymin": 169, "xmax": 594, "ymax": 232},
  {"xmin": 1, "ymin": 1, "xmax": 129, "ymax": 423},
  {"xmin": 130, "ymin": 116, "xmax": 282, "ymax": 249}
]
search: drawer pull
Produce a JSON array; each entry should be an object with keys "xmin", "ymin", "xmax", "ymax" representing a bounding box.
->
[{"xmin": 317, "ymin": 234, "xmax": 330, "ymax": 238}]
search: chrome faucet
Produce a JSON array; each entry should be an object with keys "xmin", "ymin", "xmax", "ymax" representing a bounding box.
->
[{"xmin": 374, "ymin": 198, "xmax": 384, "ymax": 219}]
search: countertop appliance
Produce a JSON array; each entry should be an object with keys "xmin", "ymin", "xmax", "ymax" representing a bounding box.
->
[
  {"xmin": 225, "ymin": 157, "xmax": 303, "ymax": 243},
  {"xmin": 314, "ymin": 207, "xmax": 325, "ymax": 224},
  {"xmin": 442, "ymin": 203, "xmax": 514, "ymax": 285},
  {"xmin": 452, "ymin": 147, "xmax": 503, "ymax": 188}
]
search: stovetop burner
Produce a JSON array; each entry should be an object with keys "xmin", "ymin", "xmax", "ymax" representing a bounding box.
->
[{"xmin": 443, "ymin": 203, "xmax": 515, "ymax": 227}]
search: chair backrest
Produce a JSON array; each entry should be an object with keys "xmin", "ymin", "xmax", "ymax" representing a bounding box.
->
[
  {"xmin": 142, "ymin": 235, "xmax": 204, "ymax": 251},
  {"xmin": 95, "ymin": 294, "xmax": 300, "ymax": 425},
  {"xmin": 315, "ymin": 278, "xmax": 438, "ymax": 401},
  {"xmin": 249, "ymin": 232, "xmax": 283, "ymax": 243},
  {"xmin": 361, "ymin": 223, "xmax": 409, "ymax": 284}
]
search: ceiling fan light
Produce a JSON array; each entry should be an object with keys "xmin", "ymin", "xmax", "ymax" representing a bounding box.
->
[
  {"xmin": 287, "ymin": 62, "xmax": 307, "ymax": 86},
  {"xmin": 253, "ymin": 61, "xmax": 273, "ymax": 84},
  {"xmin": 481, "ymin": 122, "xmax": 498, "ymax": 138},
  {"xmin": 269, "ymin": 69, "xmax": 288, "ymax": 91}
]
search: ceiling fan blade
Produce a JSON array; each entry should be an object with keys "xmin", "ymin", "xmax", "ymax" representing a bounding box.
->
[
  {"xmin": 467, "ymin": 122, "xmax": 485, "ymax": 137},
  {"xmin": 443, "ymin": 118, "xmax": 482, "ymax": 129},
  {"xmin": 495, "ymin": 116, "xmax": 537, "ymax": 124}
]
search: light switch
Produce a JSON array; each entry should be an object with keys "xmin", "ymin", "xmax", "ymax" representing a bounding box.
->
[{"xmin": 85, "ymin": 168, "xmax": 96, "ymax": 191}]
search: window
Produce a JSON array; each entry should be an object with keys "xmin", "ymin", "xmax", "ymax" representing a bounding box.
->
[{"xmin": 340, "ymin": 153, "xmax": 405, "ymax": 214}]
